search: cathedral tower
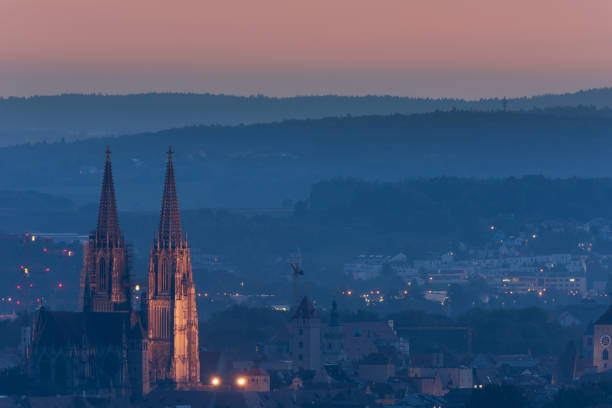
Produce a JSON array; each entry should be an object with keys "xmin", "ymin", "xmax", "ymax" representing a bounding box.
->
[
  {"xmin": 81, "ymin": 147, "xmax": 131, "ymax": 312},
  {"xmin": 145, "ymin": 148, "xmax": 200, "ymax": 386}
]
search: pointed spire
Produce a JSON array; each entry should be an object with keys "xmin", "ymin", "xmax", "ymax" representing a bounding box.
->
[
  {"xmin": 159, "ymin": 146, "xmax": 182, "ymax": 246},
  {"xmin": 96, "ymin": 146, "xmax": 120, "ymax": 244},
  {"xmin": 330, "ymin": 299, "xmax": 340, "ymax": 326},
  {"xmin": 293, "ymin": 296, "xmax": 317, "ymax": 320}
]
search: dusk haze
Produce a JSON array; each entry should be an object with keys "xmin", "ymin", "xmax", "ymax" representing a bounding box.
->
[
  {"xmin": 1, "ymin": 0, "xmax": 611, "ymax": 97},
  {"xmin": 2, "ymin": 2, "xmax": 612, "ymax": 408}
]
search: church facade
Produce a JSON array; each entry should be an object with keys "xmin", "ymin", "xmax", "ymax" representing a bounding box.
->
[
  {"xmin": 28, "ymin": 148, "xmax": 200, "ymax": 396},
  {"xmin": 81, "ymin": 148, "xmax": 131, "ymax": 313},
  {"xmin": 143, "ymin": 149, "xmax": 200, "ymax": 386}
]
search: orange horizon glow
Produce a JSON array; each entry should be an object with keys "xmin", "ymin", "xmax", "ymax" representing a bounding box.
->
[{"xmin": 1, "ymin": 0, "xmax": 611, "ymax": 98}]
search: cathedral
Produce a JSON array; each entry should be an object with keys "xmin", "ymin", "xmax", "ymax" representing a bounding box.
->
[
  {"xmin": 28, "ymin": 148, "xmax": 200, "ymax": 396},
  {"xmin": 143, "ymin": 148, "xmax": 200, "ymax": 386}
]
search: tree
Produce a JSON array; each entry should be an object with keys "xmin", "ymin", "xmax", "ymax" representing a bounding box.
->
[{"xmin": 545, "ymin": 380, "xmax": 612, "ymax": 408}]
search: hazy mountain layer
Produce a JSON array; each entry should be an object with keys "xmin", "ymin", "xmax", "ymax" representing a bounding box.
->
[
  {"xmin": 3, "ymin": 107, "xmax": 612, "ymax": 210},
  {"xmin": 1, "ymin": 88, "xmax": 612, "ymax": 145}
]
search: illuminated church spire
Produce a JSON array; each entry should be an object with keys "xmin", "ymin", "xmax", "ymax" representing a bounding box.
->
[
  {"xmin": 81, "ymin": 147, "xmax": 131, "ymax": 312},
  {"xmin": 158, "ymin": 147, "xmax": 182, "ymax": 247},
  {"xmin": 145, "ymin": 147, "xmax": 200, "ymax": 386},
  {"xmin": 96, "ymin": 146, "xmax": 120, "ymax": 244}
]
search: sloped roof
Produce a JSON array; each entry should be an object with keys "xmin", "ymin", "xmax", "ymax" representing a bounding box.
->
[
  {"xmin": 247, "ymin": 366, "xmax": 269, "ymax": 376},
  {"xmin": 360, "ymin": 352, "xmax": 391, "ymax": 365},
  {"xmin": 595, "ymin": 304, "xmax": 612, "ymax": 325},
  {"xmin": 293, "ymin": 296, "xmax": 317, "ymax": 320},
  {"xmin": 342, "ymin": 321, "xmax": 397, "ymax": 361},
  {"xmin": 469, "ymin": 353, "xmax": 496, "ymax": 369},
  {"xmin": 584, "ymin": 320, "xmax": 595, "ymax": 335},
  {"xmin": 32, "ymin": 308, "xmax": 140, "ymax": 348}
]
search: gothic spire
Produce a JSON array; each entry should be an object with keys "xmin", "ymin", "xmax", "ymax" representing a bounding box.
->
[
  {"xmin": 159, "ymin": 146, "xmax": 182, "ymax": 246},
  {"xmin": 96, "ymin": 146, "xmax": 120, "ymax": 243},
  {"xmin": 330, "ymin": 299, "xmax": 340, "ymax": 326}
]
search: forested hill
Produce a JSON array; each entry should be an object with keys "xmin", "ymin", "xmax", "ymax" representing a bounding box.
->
[
  {"xmin": 1, "ymin": 88, "xmax": 612, "ymax": 146},
  {"xmin": 3, "ymin": 107, "xmax": 612, "ymax": 210}
]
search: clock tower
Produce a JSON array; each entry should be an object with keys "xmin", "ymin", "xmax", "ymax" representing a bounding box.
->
[{"xmin": 593, "ymin": 304, "xmax": 612, "ymax": 372}]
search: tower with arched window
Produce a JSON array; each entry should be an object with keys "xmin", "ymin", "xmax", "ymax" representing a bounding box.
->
[
  {"xmin": 144, "ymin": 148, "xmax": 200, "ymax": 387},
  {"xmin": 81, "ymin": 148, "xmax": 131, "ymax": 313},
  {"xmin": 291, "ymin": 296, "xmax": 321, "ymax": 371},
  {"xmin": 593, "ymin": 304, "xmax": 612, "ymax": 372}
]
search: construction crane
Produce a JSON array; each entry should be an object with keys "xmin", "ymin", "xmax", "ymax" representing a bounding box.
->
[{"xmin": 289, "ymin": 249, "xmax": 304, "ymax": 311}]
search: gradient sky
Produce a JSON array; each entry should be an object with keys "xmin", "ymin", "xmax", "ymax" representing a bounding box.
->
[{"xmin": 1, "ymin": 0, "xmax": 611, "ymax": 98}]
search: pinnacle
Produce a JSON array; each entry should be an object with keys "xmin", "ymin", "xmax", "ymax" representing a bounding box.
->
[
  {"xmin": 158, "ymin": 146, "xmax": 182, "ymax": 246},
  {"xmin": 96, "ymin": 147, "xmax": 120, "ymax": 244}
]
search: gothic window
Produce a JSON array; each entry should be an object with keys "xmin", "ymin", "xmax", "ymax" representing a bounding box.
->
[
  {"xmin": 155, "ymin": 308, "xmax": 160, "ymax": 337},
  {"xmin": 298, "ymin": 341, "xmax": 303, "ymax": 348},
  {"xmin": 160, "ymin": 261, "xmax": 169, "ymax": 292},
  {"xmin": 99, "ymin": 258, "xmax": 107, "ymax": 290},
  {"xmin": 88, "ymin": 355, "xmax": 96, "ymax": 378},
  {"xmin": 40, "ymin": 356, "xmax": 51, "ymax": 380},
  {"xmin": 162, "ymin": 308, "xmax": 166, "ymax": 337},
  {"xmin": 604, "ymin": 350, "xmax": 609, "ymax": 361},
  {"xmin": 108, "ymin": 257, "xmax": 114, "ymax": 293},
  {"xmin": 103, "ymin": 353, "xmax": 120, "ymax": 386},
  {"xmin": 54, "ymin": 356, "xmax": 67, "ymax": 389},
  {"xmin": 161, "ymin": 308, "xmax": 165, "ymax": 338}
]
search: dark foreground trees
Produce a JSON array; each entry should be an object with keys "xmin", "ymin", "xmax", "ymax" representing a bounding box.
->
[
  {"xmin": 465, "ymin": 384, "xmax": 529, "ymax": 408},
  {"xmin": 545, "ymin": 380, "xmax": 612, "ymax": 408}
]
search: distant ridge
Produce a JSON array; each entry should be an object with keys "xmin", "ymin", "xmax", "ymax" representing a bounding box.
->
[
  {"xmin": 1, "ymin": 88, "xmax": 612, "ymax": 146},
  {"xmin": 3, "ymin": 107, "xmax": 612, "ymax": 209}
]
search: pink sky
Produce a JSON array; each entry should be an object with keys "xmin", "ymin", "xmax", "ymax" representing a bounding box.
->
[{"xmin": 1, "ymin": 0, "xmax": 611, "ymax": 98}]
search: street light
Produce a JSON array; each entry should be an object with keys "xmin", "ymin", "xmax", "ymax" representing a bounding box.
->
[
  {"xmin": 211, "ymin": 376, "xmax": 221, "ymax": 386},
  {"xmin": 236, "ymin": 377, "xmax": 246, "ymax": 387}
]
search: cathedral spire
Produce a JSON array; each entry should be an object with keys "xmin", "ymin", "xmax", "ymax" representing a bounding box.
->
[
  {"xmin": 96, "ymin": 146, "xmax": 120, "ymax": 244},
  {"xmin": 159, "ymin": 147, "xmax": 182, "ymax": 246}
]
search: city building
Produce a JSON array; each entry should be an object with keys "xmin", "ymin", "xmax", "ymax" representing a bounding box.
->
[
  {"xmin": 593, "ymin": 304, "xmax": 612, "ymax": 372},
  {"xmin": 235, "ymin": 367, "xmax": 270, "ymax": 392},
  {"xmin": 291, "ymin": 296, "xmax": 321, "ymax": 371},
  {"xmin": 358, "ymin": 353, "xmax": 396, "ymax": 381},
  {"xmin": 343, "ymin": 253, "xmax": 412, "ymax": 281},
  {"xmin": 322, "ymin": 300, "xmax": 345, "ymax": 363}
]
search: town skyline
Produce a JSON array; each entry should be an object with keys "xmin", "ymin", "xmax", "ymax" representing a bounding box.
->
[{"xmin": 3, "ymin": 1, "xmax": 612, "ymax": 406}]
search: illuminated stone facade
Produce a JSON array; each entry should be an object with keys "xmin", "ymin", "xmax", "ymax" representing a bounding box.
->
[
  {"xmin": 81, "ymin": 148, "xmax": 131, "ymax": 313},
  {"xmin": 30, "ymin": 148, "xmax": 201, "ymax": 395},
  {"xmin": 144, "ymin": 149, "xmax": 200, "ymax": 386}
]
